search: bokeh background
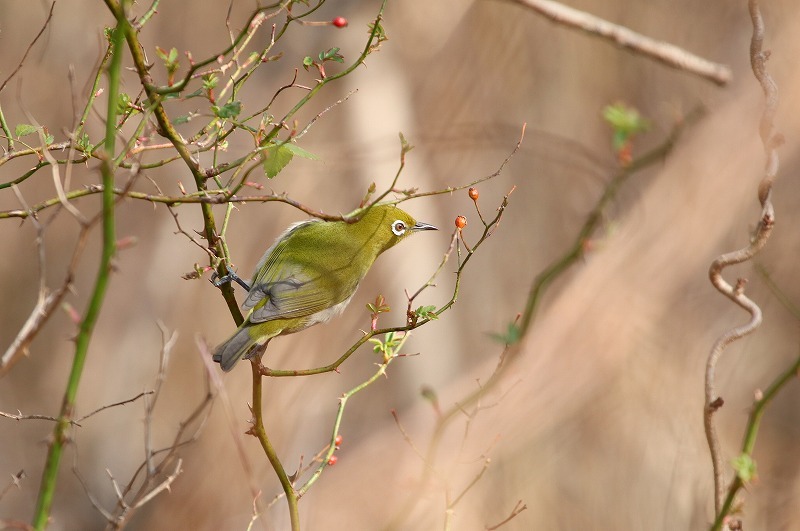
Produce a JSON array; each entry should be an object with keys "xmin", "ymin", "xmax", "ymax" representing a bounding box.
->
[{"xmin": 2, "ymin": 0, "xmax": 800, "ymax": 529}]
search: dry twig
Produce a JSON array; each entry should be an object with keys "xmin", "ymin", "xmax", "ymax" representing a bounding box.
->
[
  {"xmin": 510, "ymin": 0, "xmax": 731, "ymax": 85},
  {"xmin": 703, "ymin": 0, "xmax": 780, "ymax": 525}
]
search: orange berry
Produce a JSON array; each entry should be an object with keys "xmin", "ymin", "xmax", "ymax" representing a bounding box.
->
[
  {"xmin": 468, "ymin": 187, "xmax": 479, "ymax": 200},
  {"xmin": 334, "ymin": 434, "xmax": 343, "ymax": 447},
  {"xmin": 332, "ymin": 17, "xmax": 348, "ymax": 28},
  {"xmin": 455, "ymin": 215, "xmax": 467, "ymax": 229},
  {"xmin": 327, "ymin": 455, "xmax": 338, "ymax": 466}
]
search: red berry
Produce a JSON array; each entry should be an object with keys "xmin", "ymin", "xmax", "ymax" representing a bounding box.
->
[
  {"xmin": 327, "ymin": 455, "xmax": 338, "ymax": 466},
  {"xmin": 332, "ymin": 17, "xmax": 348, "ymax": 28},
  {"xmin": 468, "ymin": 187, "xmax": 479, "ymax": 201},
  {"xmin": 334, "ymin": 434, "xmax": 343, "ymax": 447},
  {"xmin": 455, "ymin": 215, "xmax": 467, "ymax": 229}
]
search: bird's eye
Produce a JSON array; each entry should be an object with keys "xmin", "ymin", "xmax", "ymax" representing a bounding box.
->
[{"xmin": 391, "ymin": 220, "xmax": 407, "ymax": 236}]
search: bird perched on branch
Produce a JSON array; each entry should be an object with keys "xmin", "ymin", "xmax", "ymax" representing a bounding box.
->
[{"xmin": 212, "ymin": 204, "xmax": 437, "ymax": 371}]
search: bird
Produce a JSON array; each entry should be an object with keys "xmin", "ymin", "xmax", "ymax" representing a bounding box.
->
[{"xmin": 212, "ymin": 204, "xmax": 437, "ymax": 371}]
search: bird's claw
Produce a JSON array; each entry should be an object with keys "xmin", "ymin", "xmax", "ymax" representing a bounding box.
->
[{"xmin": 211, "ymin": 264, "xmax": 251, "ymax": 291}]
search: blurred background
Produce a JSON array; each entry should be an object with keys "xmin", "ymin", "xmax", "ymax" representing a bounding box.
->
[{"xmin": 2, "ymin": 0, "xmax": 800, "ymax": 529}]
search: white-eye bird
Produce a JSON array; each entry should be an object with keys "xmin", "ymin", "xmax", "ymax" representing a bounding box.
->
[{"xmin": 212, "ymin": 204, "xmax": 437, "ymax": 371}]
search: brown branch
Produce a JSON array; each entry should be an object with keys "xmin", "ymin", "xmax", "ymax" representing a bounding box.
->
[
  {"xmin": 75, "ymin": 391, "xmax": 154, "ymax": 423},
  {"xmin": 704, "ymin": 0, "xmax": 780, "ymax": 523},
  {"xmin": 0, "ymin": 2, "xmax": 56, "ymax": 95},
  {"xmin": 485, "ymin": 500, "xmax": 528, "ymax": 530},
  {"xmin": 509, "ymin": 0, "xmax": 731, "ymax": 85},
  {"xmin": 0, "ymin": 187, "xmax": 92, "ymax": 377},
  {"xmin": 0, "ymin": 470, "xmax": 27, "ymax": 504}
]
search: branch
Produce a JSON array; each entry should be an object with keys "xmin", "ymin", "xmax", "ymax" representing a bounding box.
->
[
  {"xmin": 508, "ymin": 0, "xmax": 731, "ymax": 85},
  {"xmin": 31, "ymin": 10, "xmax": 124, "ymax": 528},
  {"xmin": 704, "ymin": 0, "xmax": 780, "ymax": 523},
  {"xmin": 387, "ymin": 109, "xmax": 701, "ymax": 529},
  {"xmin": 0, "ymin": 2, "xmax": 56, "ymax": 96}
]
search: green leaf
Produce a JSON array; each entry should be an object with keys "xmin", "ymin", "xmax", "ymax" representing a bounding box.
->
[
  {"xmin": 76, "ymin": 133, "xmax": 91, "ymax": 151},
  {"xmin": 370, "ymin": 331, "xmax": 401, "ymax": 357},
  {"xmin": 261, "ymin": 143, "xmax": 294, "ymax": 179},
  {"xmin": 117, "ymin": 92, "xmax": 131, "ymax": 114},
  {"xmin": 319, "ymin": 47, "xmax": 344, "ymax": 63},
  {"xmin": 174, "ymin": 113, "xmax": 195, "ymax": 125},
  {"xmin": 212, "ymin": 101, "xmax": 242, "ymax": 119},
  {"xmin": 14, "ymin": 124, "xmax": 38, "ymax": 138},
  {"xmin": 602, "ymin": 103, "xmax": 650, "ymax": 149},
  {"xmin": 732, "ymin": 454, "xmax": 757, "ymax": 482},
  {"xmin": 202, "ymin": 73, "xmax": 219, "ymax": 91},
  {"xmin": 302, "ymin": 56, "xmax": 314, "ymax": 70},
  {"xmin": 415, "ymin": 305, "xmax": 438, "ymax": 321},
  {"xmin": 44, "ymin": 133, "xmax": 54, "ymax": 146},
  {"xmin": 281, "ymin": 143, "xmax": 319, "ymax": 160},
  {"xmin": 399, "ymin": 132, "xmax": 414, "ymax": 155},
  {"xmin": 155, "ymin": 46, "xmax": 169, "ymax": 62},
  {"xmin": 489, "ymin": 322, "xmax": 521, "ymax": 345},
  {"xmin": 367, "ymin": 21, "xmax": 386, "ymax": 41}
]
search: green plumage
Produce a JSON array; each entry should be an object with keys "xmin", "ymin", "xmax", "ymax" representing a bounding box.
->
[{"xmin": 212, "ymin": 204, "xmax": 436, "ymax": 371}]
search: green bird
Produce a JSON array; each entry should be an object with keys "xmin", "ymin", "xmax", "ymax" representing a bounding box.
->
[{"xmin": 212, "ymin": 204, "xmax": 437, "ymax": 371}]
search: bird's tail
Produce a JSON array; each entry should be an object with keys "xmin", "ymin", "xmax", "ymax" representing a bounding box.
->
[{"xmin": 212, "ymin": 326, "xmax": 269, "ymax": 372}]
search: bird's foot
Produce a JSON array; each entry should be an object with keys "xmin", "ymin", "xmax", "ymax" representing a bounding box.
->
[{"xmin": 211, "ymin": 264, "xmax": 251, "ymax": 291}]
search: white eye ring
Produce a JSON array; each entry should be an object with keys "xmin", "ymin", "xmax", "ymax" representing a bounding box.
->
[{"xmin": 391, "ymin": 220, "xmax": 407, "ymax": 236}]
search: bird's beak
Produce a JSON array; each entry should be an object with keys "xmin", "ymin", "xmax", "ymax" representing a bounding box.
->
[{"xmin": 412, "ymin": 221, "xmax": 438, "ymax": 232}]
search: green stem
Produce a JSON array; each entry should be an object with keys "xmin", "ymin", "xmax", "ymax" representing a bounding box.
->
[
  {"xmin": 711, "ymin": 352, "xmax": 800, "ymax": 530},
  {"xmin": 30, "ymin": 12, "xmax": 124, "ymax": 530},
  {"xmin": 250, "ymin": 362, "xmax": 300, "ymax": 529},
  {"xmin": 518, "ymin": 107, "xmax": 703, "ymax": 337},
  {"xmin": 0, "ymin": 103, "xmax": 14, "ymax": 152}
]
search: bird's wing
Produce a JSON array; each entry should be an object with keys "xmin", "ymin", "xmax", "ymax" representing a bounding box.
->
[{"xmin": 243, "ymin": 234, "xmax": 341, "ymax": 323}]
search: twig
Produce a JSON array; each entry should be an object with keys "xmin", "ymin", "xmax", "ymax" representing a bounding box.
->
[
  {"xmin": 295, "ymin": 332, "xmax": 413, "ymax": 498},
  {"xmin": 194, "ymin": 338, "xmax": 264, "ymax": 518},
  {"xmin": 509, "ymin": 0, "xmax": 731, "ymax": 85},
  {"xmin": 131, "ymin": 459, "xmax": 182, "ymax": 509},
  {"xmin": 391, "ymin": 409, "xmax": 426, "ymax": 462},
  {"xmin": 520, "ymin": 107, "xmax": 703, "ymax": 337},
  {"xmin": 704, "ymin": 0, "xmax": 779, "ymax": 521},
  {"xmin": 0, "ymin": 2, "xmax": 56, "ymax": 95},
  {"xmin": 76, "ymin": 391, "xmax": 155, "ymax": 423},
  {"xmin": 485, "ymin": 500, "xmax": 528, "ymax": 530},
  {"xmin": 448, "ymin": 458, "xmax": 491, "ymax": 510},
  {"xmin": 0, "ymin": 471, "xmax": 27, "ymax": 504},
  {"xmin": 388, "ymin": 108, "xmax": 700, "ymax": 529},
  {"xmin": 0, "ymin": 411, "xmax": 79, "ymax": 426}
]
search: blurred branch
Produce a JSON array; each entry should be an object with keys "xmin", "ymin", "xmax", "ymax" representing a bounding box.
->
[
  {"xmin": 195, "ymin": 339, "xmax": 265, "ymax": 519},
  {"xmin": 388, "ymin": 107, "xmax": 702, "ymax": 529},
  {"xmin": 70, "ymin": 326, "xmax": 214, "ymax": 530},
  {"xmin": 0, "ymin": 2, "xmax": 55, "ymax": 96},
  {"xmin": 520, "ymin": 105, "xmax": 703, "ymax": 337},
  {"xmin": 0, "ymin": 186, "xmax": 86, "ymax": 377},
  {"xmin": 0, "ymin": 470, "xmax": 27, "ymax": 505},
  {"xmin": 755, "ymin": 264, "xmax": 800, "ymax": 320},
  {"xmin": 485, "ymin": 500, "xmax": 528, "ymax": 530},
  {"xmin": 704, "ymin": 1, "xmax": 779, "ymax": 525},
  {"xmin": 508, "ymin": 0, "xmax": 731, "ymax": 86}
]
